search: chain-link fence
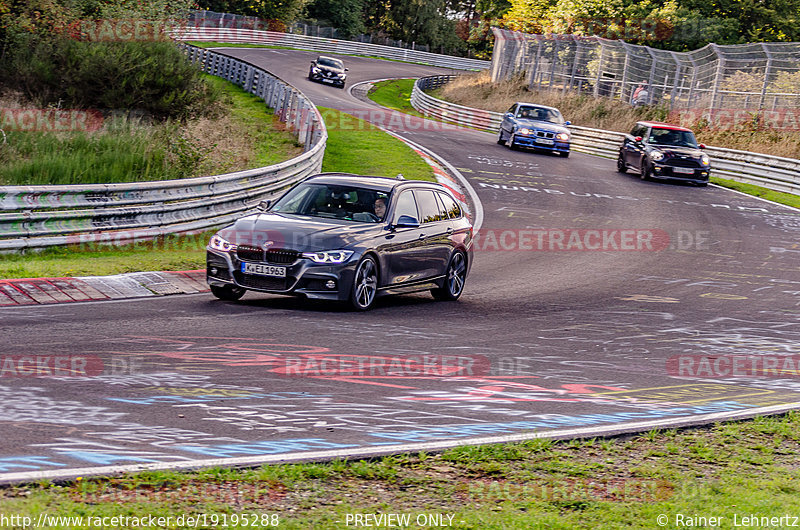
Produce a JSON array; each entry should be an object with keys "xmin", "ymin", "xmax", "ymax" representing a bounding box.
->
[{"xmin": 490, "ymin": 28, "xmax": 800, "ymax": 127}]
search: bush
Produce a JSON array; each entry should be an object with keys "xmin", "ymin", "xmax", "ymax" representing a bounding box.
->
[{"xmin": 1, "ymin": 33, "xmax": 222, "ymax": 121}]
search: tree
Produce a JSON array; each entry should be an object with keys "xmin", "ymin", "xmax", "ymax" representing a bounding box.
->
[
  {"xmin": 305, "ymin": 0, "xmax": 366, "ymax": 37},
  {"xmin": 198, "ymin": 0, "xmax": 305, "ymax": 24}
]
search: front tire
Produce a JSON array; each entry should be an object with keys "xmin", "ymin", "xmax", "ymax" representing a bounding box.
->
[
  {"xmin": 507, "ymin": 133, "xmax": 518, "ymax": 150},
  {"xmin": 617, "ymin": 154, "xmax": 627, "ymax": 173},
  {"xmin": 640, "ymin": 160, "xmax": 652, "ymax": 181},
  {"xmin": 559, "ymin": 150, "xmax": 570, "ymax": 158},
  {"xmin": 210, "ymin": 284, "xmax": 246, "ymax": 301},
  {"xmin": 431, "ymin": 251, "xmax": 467, "ymax": 301},
  {"xmin": 497, "ymin": 130, "xmax": 506, "ymax": 145},
  {"xmin": 350, "ymin": 256, "xmax": 378, "ymax": 311}
]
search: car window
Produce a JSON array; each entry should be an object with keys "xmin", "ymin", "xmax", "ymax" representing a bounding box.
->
[
  {"xmin": 631, "ymin": 124, "xmax": 647, "ymax": 137},
  {"xmin": 271, "ymin": 183, "xmax": 387, "ymax": 222},
  {"xmin": 414, "ymin": 189, "xmax": 444, "ymax": 224},
  {"xmin": 437, "ymin": 192, "xmax": 462, "ymax": 219},
  {"xmin": 517, "ymin": 106, "xmax": 563, "ymax": 124},
  {"xmin": 433, "ymin": 192, "xmax": 450, "ymax": 221},
  {"xmin": 506, "ymin": 104, "xmax": 517, "ymax": 114},
  {"xmin": 649, "ymin": 128, "xmax": 698, "ymax": 147},
  {"xmin": 317, "ymin": 57, "xmax": 343, "ymax": 69},
  {"xmin": 392, "ymin": 191, "xmax": 419, "ymax": 223}
]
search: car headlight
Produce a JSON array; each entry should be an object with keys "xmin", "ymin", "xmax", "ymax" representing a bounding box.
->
[
  {"xmin": 701, "ymin": 154, "xmax": 710, "ymax": 166},
  {"xmin": 650, "ymin": 150, "xmax": 664, "ymax": 161},
  {"xmin": 518, "ymin": 128, "xmax": 533, "ymax": 135},
  {"xmin": 311, "ymin": 67, "xmax": 320, "ymax": 74},
  {"xmin": 302, "ymin": 250, "xmax": 354, "ymax": 263},
  {"xmin": 337, "ymin": 72, "xmax": 346, "ymax": 78},
  {"xmin": 556, "ymin": 132, "xmax": 569, "ymax": 141},
  {"xmin": 209, "ymin": 234, "xmax": 236, "ymax": 252}
]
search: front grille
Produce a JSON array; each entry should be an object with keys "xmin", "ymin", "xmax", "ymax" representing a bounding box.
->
[
  {"xmin": 535, "ymin": 131, "xmax": 555, "ymax": 139},
  {"xmin": 234, "ymin": 272, "xmax": 287, "ymax": 291},
  {"xmin": 236, "ymin": 245, "xmax": 263, "ymax": 261},
  {"xmin": 266, "ymin": 249, "xmax": 300, "ymax": 265},
  {"xmin": 236, "ymin": 246, "xmax": 299, "ymax": 265},
  {"xmin": 669, "ymin": 157, "xmax": 701, "ymax": 168}
]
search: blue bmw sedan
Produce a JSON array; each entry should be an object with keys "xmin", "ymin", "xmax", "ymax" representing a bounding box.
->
[{"xmin": 497, "ymin": 102, "xmax": 571, "ymax": 157}]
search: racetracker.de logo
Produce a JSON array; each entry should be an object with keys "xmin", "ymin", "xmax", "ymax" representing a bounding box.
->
[
  {"xmin": 58, "ymin": 19, "xmax": 173, "ymax": 42},
  {"xmin": 668, "ymin": 355, "xmax": 800, "ymax": 379},
  {"xmin": 0, "ymin": 356, "xmax": 104, "ymax": 377},
  {"xmin": 0, "ymin": 109, "xmax": 104, "ymax": 133},
  {"xmin": 472, "ymin": 229, "xmax": 670, "ymax": 252},
  {"xmin": 269, "ymin": 354, "xmax": 490, "ymax": 377}
]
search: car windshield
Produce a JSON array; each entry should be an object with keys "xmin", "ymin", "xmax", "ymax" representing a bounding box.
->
[
  {"xmin": 516, "ymin": 106, "xmax": 564, "ymax": 125},
  {"xmin": 317, "ymin": 58, "xmax": 343, "ymax": 69},
  {"xmin": 648, "ymin": 128, "xmax": 698, "ymax": 147},
  {"xmin": 270, "ymin": 183, "xmax": 390, "ymax": 223}
]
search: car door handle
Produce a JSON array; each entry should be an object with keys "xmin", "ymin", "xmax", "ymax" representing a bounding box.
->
[
  {"xmin": 446, "ymin": 227, "xmax": 454, "ymax": 234},
  {"xmin": 419, "ymin": 233, "xmax": 426, "ymax": 239}
]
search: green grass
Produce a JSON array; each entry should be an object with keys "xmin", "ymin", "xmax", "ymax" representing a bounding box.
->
[
  {"xmin": 207, "ymin": 75, "xmax": 304, "ymax": 168},
  {"xmin": 0, "ymin": 75, "xmax": 301, "ymax": 186},
  {"xmin": 367, "ymin": 79, "xmax": 425, "ymax": 117},
  {"xmin": 0, "ymin": 117, "xmax": 180, "ymax": 186},
  {"xmin": 0, "ymin": 232, "xmax": 214, "ymax": 279},
  {"xmin": 5, "ymin": 412, "xmax": 800, "ymax": 528},
  {"xmin": 318, "ymin": 106, "xmax": 435, "ymax": 181},
  {"xmin": 711, "ymin": 176, "xmax": 800, "ymax": 209}
]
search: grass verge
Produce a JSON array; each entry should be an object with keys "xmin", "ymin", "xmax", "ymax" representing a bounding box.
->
[
  {"xmin": 0, "ymin": 75, "xmax": 301, "ymax": 186},
  {"xmin": 711, "ymin": 176, "xmax": 800, "ymax": 209},
  {"xmin": 0, "ymin": 103, "xmax": 435, "ymax": 279},
  {"xmin": 318, "ymin": 107, "xmax": 434, "ymax": 181},
  {"xmin": 3, "ymin": 412, "xmax": 800, "ymax": 528},
  {"xmin": 366, "ymin": 79, "xmax": 425, "ymax": 118}
]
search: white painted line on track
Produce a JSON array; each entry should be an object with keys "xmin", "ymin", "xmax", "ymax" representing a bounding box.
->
[{"xmin": 4, "ymin": 400, "xmax": 800, "ymax": 484}]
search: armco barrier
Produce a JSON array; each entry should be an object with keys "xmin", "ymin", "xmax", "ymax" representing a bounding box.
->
[
  {"xmin": 0, "ymin": 44, "xmax": 326, "ymax": 252},
  {"xmin": 171, "ymin": 26, "xmax": 490, "ymax": 72},
  {"xmin": 411, "ymin": 75, "xmax": 800, "ymax": 195}
]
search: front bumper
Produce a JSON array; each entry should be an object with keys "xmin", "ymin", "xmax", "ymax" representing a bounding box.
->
[
  {"xmin": 651, "ymin": 164, "xmax": 710, "ymax": 183},
  {"xmin": 512, "ymin": 135, "xmax": 570, "ymax": 154},
  {"xmin": 309, "ymin": 73, "xmax": 345, "ymax": 86},
  {"xmin": 206, "ymin": 249, "xmax": 357, "ymax": 301}
]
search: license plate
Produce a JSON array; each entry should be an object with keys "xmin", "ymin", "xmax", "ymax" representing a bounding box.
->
[
  {"xmin": 322, "ymin": 78, "xmax": 335, "ymax": 83},
  {"xmin": 241, "ymin": 263, "xmax": 286, "ymax": 277},
  {"xmin": 673, "ymin": 167, "xmax": 695, "ymax": 174},
  {"xmin": 536, "ymin": 138, "xmax": 554, "ymax": 145}
]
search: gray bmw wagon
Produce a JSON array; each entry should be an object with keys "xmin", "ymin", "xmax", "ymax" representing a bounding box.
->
[{"xmin": 206, "ymin": 173, "xmax": 474, "ymax": 310}]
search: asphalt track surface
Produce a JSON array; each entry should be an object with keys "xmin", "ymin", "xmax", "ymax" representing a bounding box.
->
[{"xmin": 1, "ymin": 49, "xmax": 800, "ymax": 483}]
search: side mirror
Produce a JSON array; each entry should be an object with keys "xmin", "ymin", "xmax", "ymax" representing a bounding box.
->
[
  {"xmin": 565, "ymin": 121, "xmax": 571, "ymax": 126},
  {"xmin": 257, "ymin": 200, "xmax": 271, "ymax": 212},
  {"xmin": 393, "ymin": 215, "xmax": 420, "ymax": 229},
  {"xmin": 698, "ymin": 143, "xmax": 706, "ymax": 149},
  {"xmin": 345, "ymin": 68, "xmax": 349, "ymax": 71}
]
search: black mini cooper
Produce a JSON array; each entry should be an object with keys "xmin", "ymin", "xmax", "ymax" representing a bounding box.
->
[
  {"xmin": 206, "ymin": 173, "xmax": 473, "ymax": 310},
  {"xmin": 617, "ymin": 121, "xmax": 711, "ymax": 186}
]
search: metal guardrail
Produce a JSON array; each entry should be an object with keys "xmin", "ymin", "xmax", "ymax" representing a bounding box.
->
[
  {"xmin": 171, "ymin": 26, "xmax": 490, "ymax": 72},
  {"xmin": 411, "ymin": 75, "xmax": 800, "ymax": 195},
  {"xmin": 0, "ymin": 44, "xmax": 327, "ymax": 252}
]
